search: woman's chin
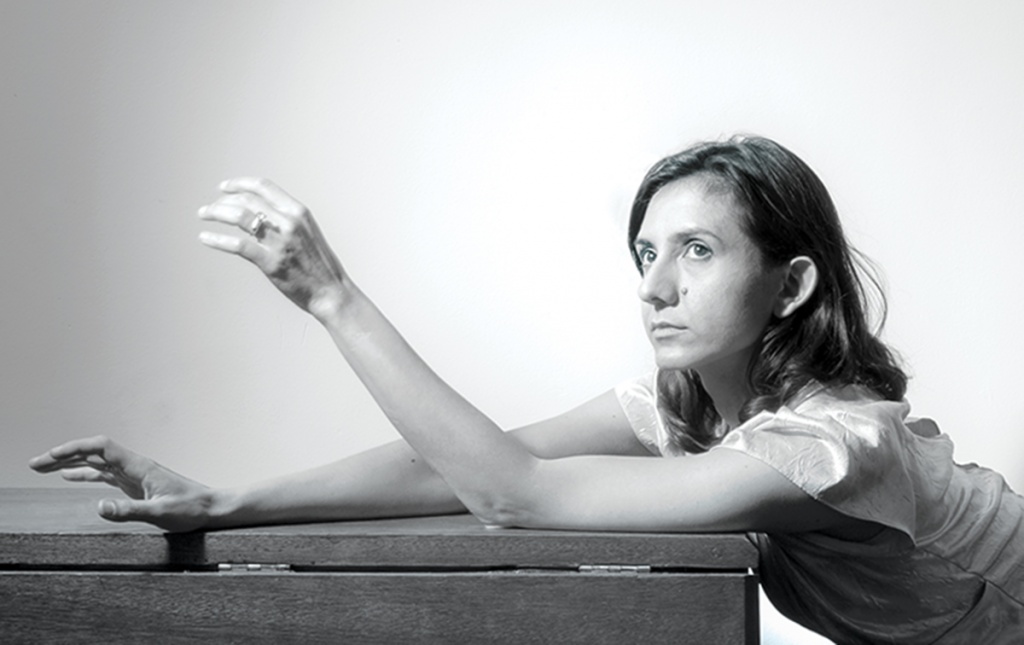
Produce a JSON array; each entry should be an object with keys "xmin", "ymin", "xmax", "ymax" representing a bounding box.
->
[{"xmin": 652, "ymin": 350, "xmax": 697, "ymax": 372}]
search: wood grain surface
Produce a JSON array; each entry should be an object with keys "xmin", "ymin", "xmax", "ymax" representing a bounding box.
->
[{"xmin": 2, "ymin": 570, "xmax": 758, "ymax": 643}]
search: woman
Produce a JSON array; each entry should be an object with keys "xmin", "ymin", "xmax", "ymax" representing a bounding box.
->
[{"xmin": 30, "ymin": 136, "xmax": 1023, "ymax": 642}]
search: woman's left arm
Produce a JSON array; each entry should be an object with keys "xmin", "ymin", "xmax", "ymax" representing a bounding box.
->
[{"xmin": 200, "ymin": 178, "xmax": 851, "ymax": 534}]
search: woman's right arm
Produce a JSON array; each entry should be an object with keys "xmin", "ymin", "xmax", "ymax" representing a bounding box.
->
[{"xmin": 29, "ymin": 388, "xmax": 646, "ymax": 532}]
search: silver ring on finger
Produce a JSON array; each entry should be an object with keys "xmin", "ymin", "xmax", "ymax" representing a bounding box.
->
[{"xmin": 249, "ymin": 211, "xmax": 269, "ymax": 240}]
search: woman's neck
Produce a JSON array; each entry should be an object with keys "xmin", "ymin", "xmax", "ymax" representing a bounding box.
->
[
  {"xmin": 694, "ymin": 357, "xmax": 754, "ymax": 430},
  {"xmin": 702, "ymin": 383, "xmax": 747, "ymax": 430}
]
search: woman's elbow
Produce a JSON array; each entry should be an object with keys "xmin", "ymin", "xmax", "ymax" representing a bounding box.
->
[
  {"xmin": 459, "ymin": 456, "xmax": 548, "ymax": 528},
  {"xmin": 464, "ymin": 497, "xmax": 528, "ymax": 528}
]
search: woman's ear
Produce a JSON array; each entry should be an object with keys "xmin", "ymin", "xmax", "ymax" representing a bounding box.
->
[{"xmin": 774, "ymin": 256, "xmax": 818, "ymax": 318}]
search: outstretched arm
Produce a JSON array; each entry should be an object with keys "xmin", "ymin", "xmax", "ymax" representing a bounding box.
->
[
  {"xmin": 213, "ymin": 388, "xmax": 643, "ymax": 528},
  {"xmin": 29, "ymin": 389, "xmax": 644, "ymax": 532},
  {"xmin": 198, "ymin": 178, "xmax": 855, "ymax": 535}
]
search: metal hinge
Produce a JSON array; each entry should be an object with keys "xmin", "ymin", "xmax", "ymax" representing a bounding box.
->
[
  {"xmin": 217, "ymin": 563, "xmax": 293, "ymax": 573},
  {"xmin": 578, "ymin": 564, "xmax": 652, "ymax": 574}
]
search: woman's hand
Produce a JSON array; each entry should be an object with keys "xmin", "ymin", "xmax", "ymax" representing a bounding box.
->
[
  {"xmin": 198, "ymin": 178, "xmax": 349, "ymax": 320},
  {"xmin": 28, "ymin": 436, "xmax": 215, "ymax": 533}
]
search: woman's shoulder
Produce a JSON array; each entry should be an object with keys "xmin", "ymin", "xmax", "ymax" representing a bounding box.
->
[
  {"xmin": 728, "ymin": 383, "xmax": 947, "ymax": 478},
  {"xmin": 717, "ymin": 384, "xmax": 950, "ymax": 538},
  {"xmin": 788, "ymin": 382, "xmax": 906, "ymax": 423},
  {"xmin": 719, "ymin": 383, "xmax": 902, "ymax": 460},
  {"xmin": 770, "ymin": 382, "xmax": 946, "ymax": 447}
]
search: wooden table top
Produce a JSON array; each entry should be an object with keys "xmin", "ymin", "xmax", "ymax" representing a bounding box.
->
[{"xmin": 0, "ymin": 487, "xmax": 759, "ymax": 570}]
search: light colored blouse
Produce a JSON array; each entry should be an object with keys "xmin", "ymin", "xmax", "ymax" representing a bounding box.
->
[{"xmin": 616, "ymin": 373, "xmax": 1024, "ymax": 644}]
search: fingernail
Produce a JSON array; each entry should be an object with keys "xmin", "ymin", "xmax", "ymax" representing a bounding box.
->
[
  {"xmin": 218, "ymin": 180, "xmax": 230, "ymax": 191},
  {"xmin": 197, "ymin": 206, "xmax": 207, "ymax": 217},
  {"xmin": 99, "ymin": 500, "xmax": 116, "ymax": 516}
]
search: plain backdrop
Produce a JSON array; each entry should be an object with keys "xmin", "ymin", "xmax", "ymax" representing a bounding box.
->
[{"xmin": 3, "ymin": 2, "xmax": 1022, "ymax": 643}]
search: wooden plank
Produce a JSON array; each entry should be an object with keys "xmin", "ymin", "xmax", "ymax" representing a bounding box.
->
[
  {"xmin": 0, "ymin": 569, "xmax": 757, "ymax": 644},
  {"xmin": 0, "ymin": 488, "xmax": 759, "ymax": 570}
]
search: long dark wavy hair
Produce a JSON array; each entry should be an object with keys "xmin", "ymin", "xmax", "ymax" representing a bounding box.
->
[{"xmin": 628, "ymin": 136, "xmax": 907, "ymax": 453}]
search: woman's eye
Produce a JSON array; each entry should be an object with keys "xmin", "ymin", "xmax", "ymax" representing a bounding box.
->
[
  {"xmin": 684, "ymin": 242, "xmax": 712, "ymax": 260},
  {"xmin": 638, "ymin": 248, "xmax": 657, "ymax": 267}
]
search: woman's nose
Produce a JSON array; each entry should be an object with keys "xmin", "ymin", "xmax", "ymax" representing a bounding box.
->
[{"xmin": 637, "ymin": 260, "xmax": 680, "ymax": 306}]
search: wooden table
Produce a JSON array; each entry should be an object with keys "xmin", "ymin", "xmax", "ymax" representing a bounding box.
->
[{"xmin": 0, "ymin": 488, "xmax": 759, "ymax": 643}]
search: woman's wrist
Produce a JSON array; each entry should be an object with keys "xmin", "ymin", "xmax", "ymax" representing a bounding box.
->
[
  {"xmin": 308, "ymin": 280, "xmax": 364, "ymax": 327},
  {"xmin": 202, "ymin": 486, "xmax": 244, "ymax": 530}
]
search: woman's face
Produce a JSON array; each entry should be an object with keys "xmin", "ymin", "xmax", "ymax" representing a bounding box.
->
[{"xmin": 634, "ymin": 176, "xmax": 785, "ymax": 384}]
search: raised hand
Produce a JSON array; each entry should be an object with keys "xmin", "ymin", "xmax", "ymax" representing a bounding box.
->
[
  {"xmin": 198, "ymin": 177, "xmax": 350, "ymax": 319},
  {"xmin": 28, "ymin": 436, "xmax": 215, "ymax": 533}
]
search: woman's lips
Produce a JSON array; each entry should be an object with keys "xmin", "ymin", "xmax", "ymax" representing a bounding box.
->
[{"xmin": 649, "ymin": 322, "xmax": 688, "ymax": 338}]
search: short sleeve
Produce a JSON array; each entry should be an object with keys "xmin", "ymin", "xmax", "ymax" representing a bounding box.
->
[
  {"xmin": 614, "ymin": 373, "xmax": 688, "ymax": 457},
  {"xmin": 712, "ymin": 395, "xmax": 922, "ymax": 539}
]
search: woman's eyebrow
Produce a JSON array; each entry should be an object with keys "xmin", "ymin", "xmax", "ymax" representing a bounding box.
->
[
  {"xmin": 671, "ymin": 227, "xmax": 722, "ymax": 243},
  {"xmin": 636, "ymin": 227, "xmax": 722, "ymax": 249}
]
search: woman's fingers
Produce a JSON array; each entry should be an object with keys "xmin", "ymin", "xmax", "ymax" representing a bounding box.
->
[
  {"xmin": 219, "ymin": 177, "xmax": 305, "ymax": 216},
  {"xmin": 198, "ymin": 230, "xmax": 273, "ymax": 268},
  {"xmin": 29, "ymin": 435, "xmax": 152, "ymax": 492},
  {"xmin": 28, "ymin": 435, "xmax": 119, "ymax": 472},
  {"xmin": 198, "ymin": 177, "xmax": 346, "ymax": 315},
  {"xmin": 197, "ymin": 202, "xmax": 251, "ymax": 228},
  {"xmin": 61, "ymin": 467, "xmax": 115, "ymax": 485},
  {"xmin": 33, "ymin": 435, "xmax": 104, "ymax": 462},
  {"xmin": 198, "ymin": 191, "xmax": 286, "ymax": 269},
  {"xmin": 199, "ymin": 199, "xmax": 280, "ymax": 244},
  {"xmin": 98, "ymin": 497, "xmax": 160, "ymax": 523},
  {"xmin": 200, "ymin": 192, "xmax": 280, "ymax": 229},
  {"xmin": 98, "ymin": 496, "xmax": 204, "ymax": 532},
  {"xmin": 30, "ymin": 437, "xmax": 211, "ymax": 531}
]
